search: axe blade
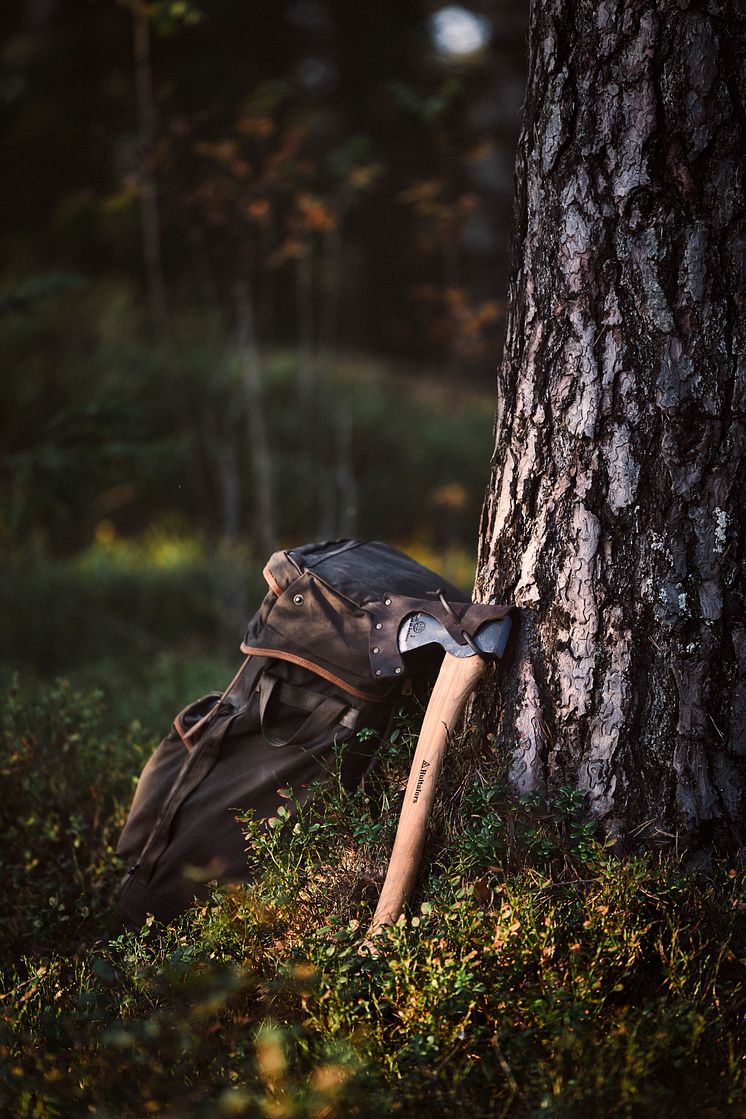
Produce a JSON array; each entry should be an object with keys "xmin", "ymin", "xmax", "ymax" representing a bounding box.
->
[{"xmin": 398, "ymin": 611, "xmax": 512, "ymax": 660}]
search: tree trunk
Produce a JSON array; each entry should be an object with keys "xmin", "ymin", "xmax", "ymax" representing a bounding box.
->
[
  {"xmin": 296, "ymin": 250, "xmax": 316, "ymax": 407},
  {"xmin": 133, "ymin": 2, "xmax": 168, "ymax": 345},
  {"xmin": 475, "ymin": 0, "xmax": 745, "ymax": 845},
  {"xmin": 235, "ymin": 279, "xmax": 276, "ymax": 557},
  {"xmin": 335, "ymin": 401, "xmax": 359, "ymax": 538}
]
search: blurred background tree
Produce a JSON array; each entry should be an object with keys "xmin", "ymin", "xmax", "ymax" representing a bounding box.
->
[{"xmin": 0, "ymin": 0, "xmax": 527, "ymax": 675}]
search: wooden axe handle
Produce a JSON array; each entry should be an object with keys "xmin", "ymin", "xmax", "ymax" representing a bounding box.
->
[{"xmin": 368, "ymin": 651, "xmax": 486, "ymax": 938}]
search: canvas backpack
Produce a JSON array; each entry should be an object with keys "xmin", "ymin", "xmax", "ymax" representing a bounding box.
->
[{"xmin": 116, "ymin": 539, "xmax": 470, "ymax": 928}]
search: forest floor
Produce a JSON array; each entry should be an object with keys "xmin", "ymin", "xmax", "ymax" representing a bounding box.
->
[{"xmin": 1, "ymin": 656, "xmax": 745, "ymax": 1118}]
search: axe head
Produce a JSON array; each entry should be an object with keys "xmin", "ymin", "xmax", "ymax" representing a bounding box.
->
[
  {"xmin": 399, "ymin": 611, "xmax": 512, "ymax": 660},
  {"xmin": 369, "ymin": 593, "xmax": 513, "ymax": 680}
]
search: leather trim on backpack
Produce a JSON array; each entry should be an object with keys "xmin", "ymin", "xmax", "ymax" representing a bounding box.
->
[
  {"xmin": 262, "ymin": 562, "xmax": 283, "ymax": 596},
  {"xmin": 239, "ymin": 643, "xmax": 385, "ymax": 704},
  {"xmin": 174, "ymin": 695, "xmax": 222, "ymax": 749}
]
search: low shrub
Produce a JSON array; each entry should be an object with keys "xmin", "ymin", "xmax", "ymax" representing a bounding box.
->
[{"xmin": 1, "ymin": 677, "xmax": 744, "ymax": 1118}]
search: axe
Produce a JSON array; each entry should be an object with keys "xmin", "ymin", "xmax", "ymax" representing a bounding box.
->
[{"xmin": 366, "ymin": 594, "xmax": 513, "ymax": 939}]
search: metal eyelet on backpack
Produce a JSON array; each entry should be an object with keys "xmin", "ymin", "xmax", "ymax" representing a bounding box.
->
[{"xmin": 293, "ymin": 594, "xmax": 304, "ymax": 605}]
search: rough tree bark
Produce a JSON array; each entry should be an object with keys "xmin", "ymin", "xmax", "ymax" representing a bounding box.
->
[
  {"xmin": 132, "ymin": 2, "xmax": 168, "ymax": 345},
  {"xmin": 235, "ymin": 280, "xmax": 276, "ymax": 557},
  {"xmin": 474, "ymin": 0, "xmax": 745, "ymax": 845}
]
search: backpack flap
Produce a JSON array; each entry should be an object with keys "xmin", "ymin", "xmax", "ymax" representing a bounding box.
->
[
  {"xmin": 242, "ymin": 568, "xmax": 385, "ymax": 701},
  {"xmin": 242, "ymin": 539, "xmax": 471, "ymax": 700}
]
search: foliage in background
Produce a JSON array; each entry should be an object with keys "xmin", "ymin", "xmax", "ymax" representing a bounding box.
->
[
  {"xmin": 0, "ymin": 276, "xmax": 493, "ymax": 574},
  {"xmin": 0, "ymin": 0, "xmax": 526, "ymax": 363},
  {"xmin": 0, "ymin": 532, "xmax": 260, "ymax": 672},
  {"xmin": 1, "ymin": 676, "xmax": 744, "ymax": 1118},
  {"xmin": 1, "ymin": 0, "xmax": 518, "ymax": 617}
]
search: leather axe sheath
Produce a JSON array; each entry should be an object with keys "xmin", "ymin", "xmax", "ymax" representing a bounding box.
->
[{"xmin": 366, "ymin": 593, "xmax": 513, "ymax": 940}]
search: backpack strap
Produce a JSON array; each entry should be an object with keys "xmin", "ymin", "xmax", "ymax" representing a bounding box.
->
[{"xmin": 258, "ymin": 671, "xmax": 358, "ymax": 749}]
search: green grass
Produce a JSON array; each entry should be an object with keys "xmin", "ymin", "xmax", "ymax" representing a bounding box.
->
[
  {"xmin": 0, "ymin": 532, "xmax": 265, "ymax": 675},
  {"xmin": 1, "ymin": 674, "xmax": 744, "ymax": 1118}
]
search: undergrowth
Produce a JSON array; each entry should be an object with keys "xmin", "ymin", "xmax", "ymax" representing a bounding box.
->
[{"xmin": 1, "ymin": 675, "xmax": 745, "ymax": 1118}]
